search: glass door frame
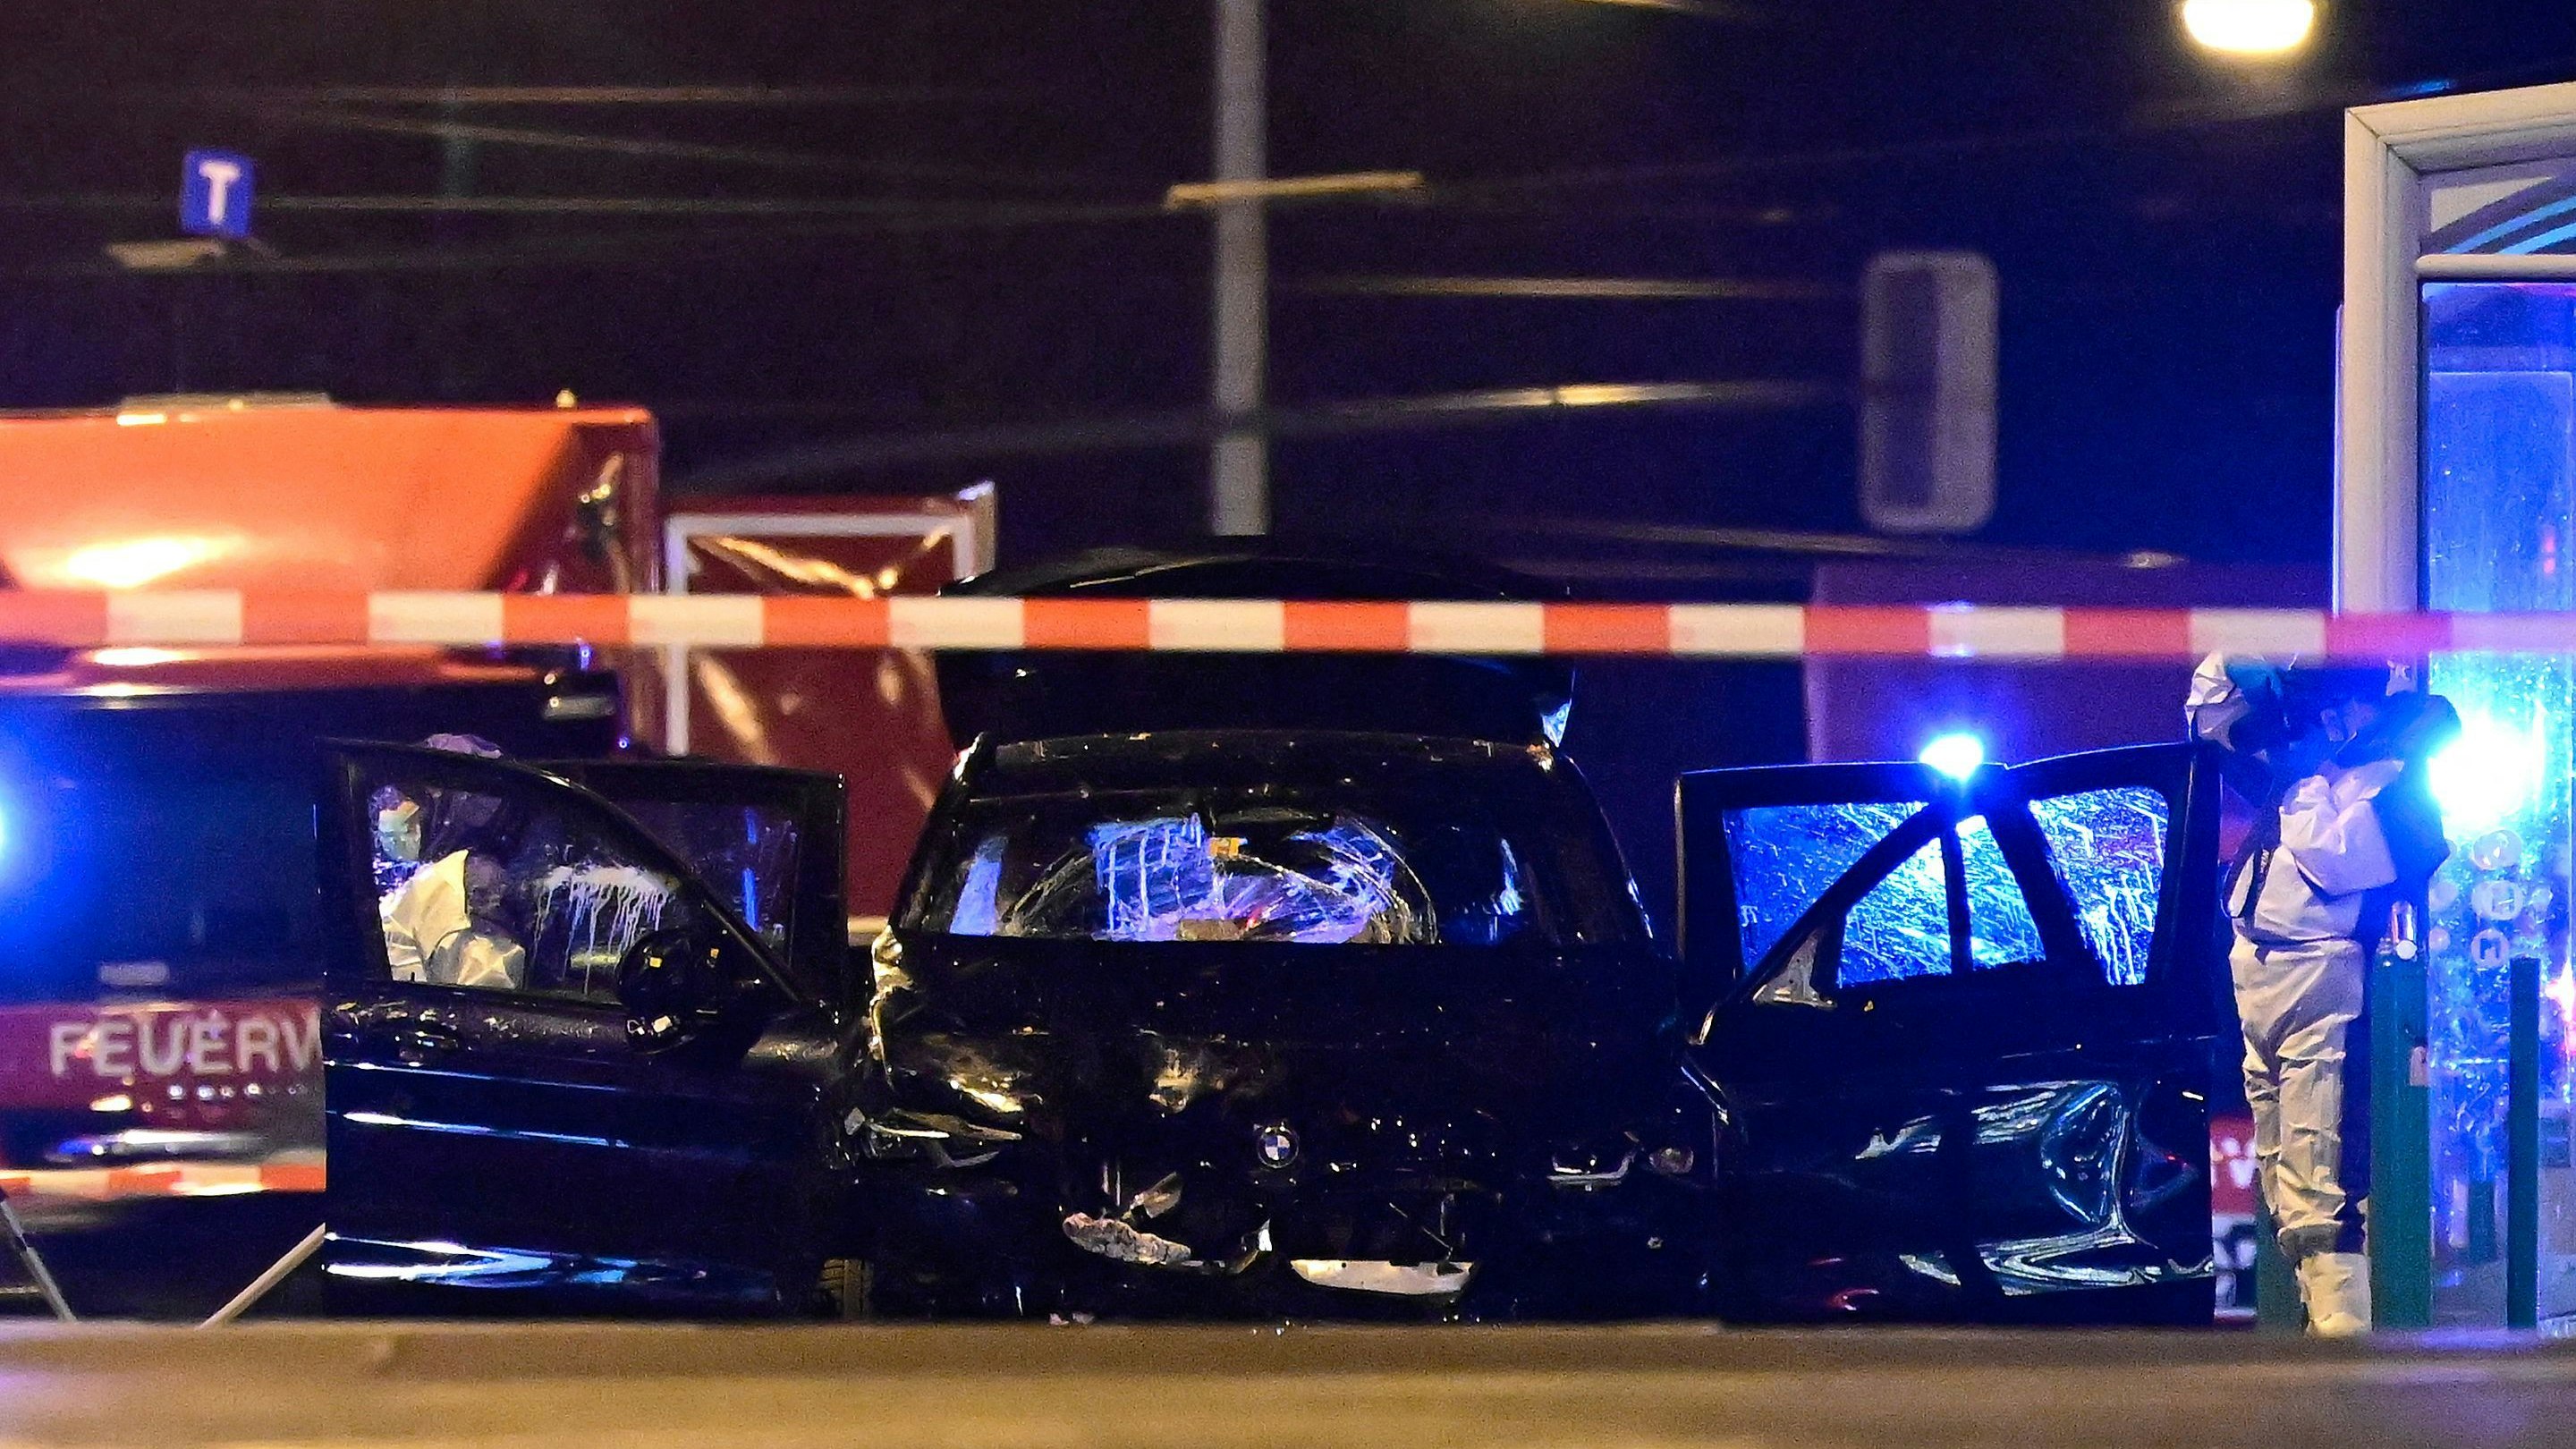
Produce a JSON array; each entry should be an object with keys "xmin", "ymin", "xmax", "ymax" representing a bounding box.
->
[{"xmin": 2339, "ymin": 80, "xmax": 2576, "ymax": 613}]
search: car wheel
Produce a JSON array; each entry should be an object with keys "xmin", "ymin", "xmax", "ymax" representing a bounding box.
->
[{"xmin": 817, "ymin": 1257, "xmax": 877, "ymax": 1320}]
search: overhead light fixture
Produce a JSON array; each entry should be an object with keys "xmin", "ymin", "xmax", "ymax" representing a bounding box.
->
[
  {"xmin": 102, "ymin": 239, "xmax": 228, "ymax": 272},
  {"xmin": 2180, "ymin": 0, "xmax": 2318, "ymax": 57}
]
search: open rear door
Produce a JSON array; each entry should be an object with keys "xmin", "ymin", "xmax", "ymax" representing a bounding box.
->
[{"xmin": 1678, "ymin": 742, "xmax": 2229, "ymax": 1323}]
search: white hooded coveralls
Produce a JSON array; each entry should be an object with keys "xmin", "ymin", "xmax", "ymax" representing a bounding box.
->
[{"xmin": 2227, "ymin": 759, "xmax": 2402, "ymax": 1258}]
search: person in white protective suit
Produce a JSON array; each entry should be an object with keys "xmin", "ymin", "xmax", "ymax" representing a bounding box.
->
[
  {"xmin": 371, "ymin": 734, "xmax": 530, "ymax": 991},
  {"xmin": 2188, "ymin": 655, "xmax": 2453, "ymax": 1336},
  {"xmin": 380, "ymin": 848, "xmax": 530, "ymax": 991}
]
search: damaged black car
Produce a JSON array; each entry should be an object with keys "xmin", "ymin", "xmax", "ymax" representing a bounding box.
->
[
  {"xmin": 857, "ymin": 728, "xmax": 1684, "ymax": 1316},
  {"xmin": 306, "ymin": 550, "xmax": 2232, "ymax": 1324},
  {"xmin": 849, "ymin": 552, "xmax": 1690, "ymax": 1318}
]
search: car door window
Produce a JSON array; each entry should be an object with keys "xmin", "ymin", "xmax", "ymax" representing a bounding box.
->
[
  {"xmin": 1958, "ymin": 815, "xmax": 2045, "ymax": 969},
  {"xmin": 608, "ymin": 799, "xmax": 801, "ymax": 956},
  {"xmin": 1843, "ymin": 836, "xmax": 1953, "ymax": 984},
  {"xmin": 1834, "ymin": 817, "xmax": 2041, "ymax": 985},
  {"xmin": 1737, "ymin": 804, "xmax": 2046, "ymax": 994},
  {"xmin": 1724, "ymin": 800, "xmax": 1924, "ymax": 970},
  {"xmin": 2028, "ymin": 786, "xmax": 2171, "ymax": 987},
  {"xmin": 365, "ymin": 769, "xmax": 704, "ymax": 1004}
]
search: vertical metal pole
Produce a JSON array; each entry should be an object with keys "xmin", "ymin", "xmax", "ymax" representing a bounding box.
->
[
  {"xmin": 2509, "ymin": 954, "xmax": 2540, "ymax": 1329},
  {"xmin": 200, "ymin": 1223, "xmax": 328, "ymax": 1328},
  {"xmin": 1209, "ymin": 0, "xmax": 1269, "ymax": 536},
  {"xmin": 2370, "ymin": 928, "xmax": 2434, "ymax": 1327},
  {"xmin": 0, "ymin": 1189, "xmax": 74, "ymax": 1322}
]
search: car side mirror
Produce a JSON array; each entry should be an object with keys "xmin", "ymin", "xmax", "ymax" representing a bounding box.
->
[{"xmin": 617, "ymin": 926, "xmax": 734, "ymax": 1051}]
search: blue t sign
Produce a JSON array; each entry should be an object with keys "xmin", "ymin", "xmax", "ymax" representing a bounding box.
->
[{"xmin": 179, "ymin": 150, "xmax": 255, "ymax": 240}]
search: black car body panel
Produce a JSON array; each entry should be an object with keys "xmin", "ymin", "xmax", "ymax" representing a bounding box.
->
[{"xmin": 1674, "ymin": 741, "xmax": 2230, "ymax": 1322}]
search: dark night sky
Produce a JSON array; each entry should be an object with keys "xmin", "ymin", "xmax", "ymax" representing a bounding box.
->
[{"xmin": 1, "ymin": 1, "xmax": 2572, "ymax": 572}]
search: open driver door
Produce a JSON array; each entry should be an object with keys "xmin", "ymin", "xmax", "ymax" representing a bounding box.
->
[{"xmin": 1676, "ymin": 742, "xmax": 2232, "ymax": 1323}]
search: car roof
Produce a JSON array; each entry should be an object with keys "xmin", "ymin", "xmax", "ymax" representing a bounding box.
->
[
  {"xmin": 935, "ymin": 547, "xmax": 1576, "ymax": 750},
  {"xmin": 974, "ymin": 728, "xmax": 1560, "ymax": 797}
]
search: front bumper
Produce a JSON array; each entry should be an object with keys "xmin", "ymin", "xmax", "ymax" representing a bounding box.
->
[{"xmin": 858, "ymin": 1148, "xmax": 1690, "ymax": 1317}]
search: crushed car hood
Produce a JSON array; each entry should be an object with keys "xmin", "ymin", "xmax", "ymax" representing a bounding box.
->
[{"xmin": 873, "ymin": 934, "xmax": 1675, "ymax": 1145}]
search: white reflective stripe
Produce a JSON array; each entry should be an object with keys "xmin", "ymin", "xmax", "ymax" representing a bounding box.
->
[
  {"xmin": 1929, "ymin": 606, "xmax": 2065, "ymax": 659},
  {"xmin": 2452, "ymin": 614, "xmax": 2576, "ymax": 652},
  {"xmin": 1149, "ymin": 599, "xmax": 1285, "ymax": 652},
  {"xmin": 2190, "ymin": 608, "xmax": 2327, "ymax": 657},
  {"xmin": 630, "ymin": 594, "xmax": 763, "ymax": 647},
  {"xmin": 0, "ymin": 1169, "xmax": 112, "ymax": 1201},
  {"xmin": 369, "ymin": 592, "xmax": 504, "ymax": 646},
  {"xmin": 1667, "ymin": 604, "xmax": 1806, "ymax": 657},
  {"xmin": 1408, "ymin": 601, "xmax": 1545, "ymax": 655},
  {"xmin": 105, "ymin": 590, "xmax": 242, "ymax": 645},
  {"xmin": 890, "ymin": 597, "xmax": 1024, "ymax": 648},
  {"xmin": 168, "ymin": 1164, "xmax": 266, "ymax": 1196}
]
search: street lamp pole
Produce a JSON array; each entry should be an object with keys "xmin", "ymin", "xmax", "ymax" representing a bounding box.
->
[{"xmin": 1209, "ymin": 0, "xmax": 1268, "ymax": 536}]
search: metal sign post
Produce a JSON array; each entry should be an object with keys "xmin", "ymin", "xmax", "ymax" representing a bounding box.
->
[
  {"xmin": 0, "ymin": 1184, "xmax": 75, "ymax": 1322},
  {"xmin": 1208, "ymin": 0, "xmax": 1268, "ymax": 537}
]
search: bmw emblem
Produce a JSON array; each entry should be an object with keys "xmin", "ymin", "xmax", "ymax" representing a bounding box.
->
[{"xmin": 1254, "ymin": 1123, "xmax": 1299, "ymax": 1168}]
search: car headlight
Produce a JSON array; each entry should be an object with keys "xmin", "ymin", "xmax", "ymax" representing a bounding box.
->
[{"xmin": 1548, "ymin": 1134, "xmax": 1637, "ymax": 1189}]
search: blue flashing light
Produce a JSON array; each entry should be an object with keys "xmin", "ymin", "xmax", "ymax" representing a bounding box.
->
[
  {"xmin": 1918, "ymin": 732, "xmax": 1987, "ymax": 783},
  {"xmin": 2429, "ymin": 711, "xmax": 2545, "ymax": 838}
]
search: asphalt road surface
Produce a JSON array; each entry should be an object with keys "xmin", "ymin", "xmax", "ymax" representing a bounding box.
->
[
  {"xmin": 2, "ymin": 1194, "xmax": 326, "ymax": 1322},
  {"xmin": 0, "ymin": 1321, "xmax": 2572, "ymax": 1447}
]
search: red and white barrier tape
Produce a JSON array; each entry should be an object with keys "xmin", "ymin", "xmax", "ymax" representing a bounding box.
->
[
  {"xmin": 0, "ymin": 591, "xmax": 2564, "ymax": 659},
  {"xmin": 0, "ymin": 1154, "xmax": 323, "ymax": 1204}
]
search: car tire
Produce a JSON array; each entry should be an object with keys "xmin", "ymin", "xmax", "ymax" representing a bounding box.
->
[{"xmin": 817, "ymin": 1257, "xmax": 877, "ymax": 1320}]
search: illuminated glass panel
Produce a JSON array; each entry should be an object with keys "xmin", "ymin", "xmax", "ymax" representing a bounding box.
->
[
  {"xmin": 1843, "ymin": 837, "xmax": 1952, "ymax": 986},
  {"xmin": 1960, "ymin": 814, "xmax": 2043, "ymax": 969},
  {"xmin": 1831, "ymin": 816, "xmax": 2042, "ymax": 987},
  {"xmin": 1724, "ymin": 801, "xmax": 1919, "ymax": 970},
  {"xmin": 2422, "ymin": 279, "xmax": 2576, "ymax": 1326},
  {"xmin": 2030, "ymin": 787, "xmax": 2169, "ymax": 987}
]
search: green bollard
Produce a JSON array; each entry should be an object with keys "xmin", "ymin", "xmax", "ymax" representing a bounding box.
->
[
  {"xmin": 2370, "ymin": 933, "xmax": 2434, "ymax": 1328},
  {"xmin": 2509, "ymin": 955, "xmax": 2540, "ymax": 1331},
  {"xmin": 2254, "ymin": 1202, "xmax": 2302, "ymax": 1333}
]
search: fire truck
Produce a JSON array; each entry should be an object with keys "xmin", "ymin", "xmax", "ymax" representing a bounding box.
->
[{"xmin": 0, "ymin": 396, "xmax": 979, "ymax": 1207}]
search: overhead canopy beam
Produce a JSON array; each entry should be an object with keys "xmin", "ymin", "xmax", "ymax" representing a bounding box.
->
[
  {"xmin": 238, "ymin": 106, "xmax": 1114, "ymax": 189},
  {"xmin": 680, "ymin": 377, "xmax": 1843, "ymax": 487},
  {"xmin": 100, "ymin": 84, "xmax": 1011, "ymax": 107},
  {"xmin": 1292, "ymin": 274, "xmax": 1845, "ymax": 301}
]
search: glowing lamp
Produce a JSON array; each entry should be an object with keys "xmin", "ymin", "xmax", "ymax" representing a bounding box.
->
[
  {"xmin": 2181, "ymin": 0, "xmax": 2318, "ymax": 57},
  {"xmin": 1919, "ymin": 732, "xmax": 1987, "ymax": 782},
  {"xmin": 52, "ymin": 535, "xmax": 230, "ymax": 589},
  {"xmin": 2429, "ymin": 713, "xmax": 2545, "ymax": 838}
]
